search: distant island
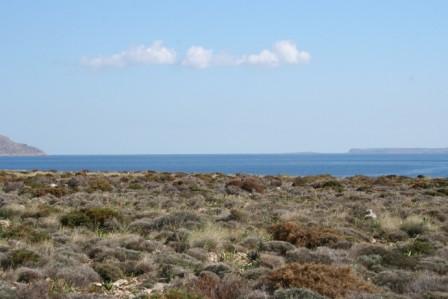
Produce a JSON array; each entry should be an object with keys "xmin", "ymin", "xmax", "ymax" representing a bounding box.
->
[
  {"xmin": 349, "ymin": 148, "xmax": 448, "ymax": 154},
  {"xmin": 0, "ymin": 134, "xmax": 45, "ymax": 156}
]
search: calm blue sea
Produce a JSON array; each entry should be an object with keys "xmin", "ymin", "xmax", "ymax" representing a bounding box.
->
[{"xmin": 0, "ymin": 154, "xmax": 448, "ymax": 177}]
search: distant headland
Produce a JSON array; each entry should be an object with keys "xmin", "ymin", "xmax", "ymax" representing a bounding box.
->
[
  {"xmin": 0, "ymin": 134, "xmax": 46, "ymax": 156},
  {"xmin": 349, "ymin": 148, "xmax": 448, "ymax": 154}
]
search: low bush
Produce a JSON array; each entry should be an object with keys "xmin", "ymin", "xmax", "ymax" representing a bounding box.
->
[
  {"xmin": 60, "ymin": 207, "xmax": 121, "ymax": 230},
  {"xmin": 398, "ymin": 239, "xmax": 435, "ymax": 256},
  {"xmin": 0, "ymin": 224, "xmax": 50, "ymax": 243},
  {"xmin": 87, "ymin": 177, "xmax": 113, "ymax": 192},
  {"xmin": 312, "ymin": 180, "xmax": 344, "ymax": 192},
  {"xmin": 150, "ymin": 289, "xmax": 202, "ymax": 299},
  {"xmin": 94, "ymin": 262, "xmax": 124, "ymax": 282},
  {"xmin": 271, "ymin": 222, "xmax": 345, "ymax": 249},
  {"xmin": 373, "ymin": 270, "xmax": 414, "ymax": 294},
  {"xmin": 273, "ymin": 288, "xmax": 327, "ymax": 299},
  {"xmin": 2, "ymin": 249, "xmax": 40, "ymax": 269},
  {"xmin": 354, "ymin": 245, "xmax": 418, "ymax": 270},
  {"xmin": 226, "ymin": 177, "xmax": 265, "ymax": 193},
  {"xmin": 400, "ymin": 217, "xmax": 428, "ymax": 237},
  {"xmin": 190, "ymin": 272, "xmax": 250, "ymax": 299},
  {"xmin": 28, "ymin": 186, "xmax": 68, "ymax": 198},
  {"xmin": 266, "ymin": 263, "xmax": 376, "ymax": 298},
  {"xmin": 51, "ymin": 265, "xmax": 101, "ymax": 288},
  {"xmin": 15, "ymin": 267, "xmax": 43, "ymax": 283},
  {"xmin": 149, "ymin": 211, "xmax": 202, "ymax": 230},
  {"xmin": 60, "ymin": 210, "xmax": 91, "ymax": 227}
]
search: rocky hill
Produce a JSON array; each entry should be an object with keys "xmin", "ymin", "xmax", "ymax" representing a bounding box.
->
[{"xmin": 0, "ymin": 134, "xmax": 45, "ymax": 156}]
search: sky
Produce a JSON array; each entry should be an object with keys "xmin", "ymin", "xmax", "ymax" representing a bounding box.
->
[{"xmin": 0, "ymin": 1, "xmax": 447, "ymax": 154}]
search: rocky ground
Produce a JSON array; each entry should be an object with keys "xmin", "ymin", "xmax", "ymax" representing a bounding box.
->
[{"xmin": 0, "ymin": 170, "xmax": 447, "ymax": 298}]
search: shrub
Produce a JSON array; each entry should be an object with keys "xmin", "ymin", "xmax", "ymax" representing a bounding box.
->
[
  {"xmin": 51, "ymin": 265, "xmax": 101, "ymax": 288},
  {"xmin": 87, "ymin": 177, "xmax": 113, "ymax": 192},
  {"xmin": 2, "ymin": 249, "xmax": 40, "ymax": 269},
  {"xmin": 84, "ymin": 207, "xmax": 121, "ymax": 228},
  {"xmin": 273, "ymin": 288, "xmax": 327, "ymax": 299},
  {"xmin": 271, "ymin": 222, "xmax": 345, "ymax": 249},
  {"xmin": 190, "ymin": 272, "xmax": 250, "ymax": 299},
  {"xmin": 22, "ymin": 204, "xmax": 58, "ymax": 218},
  {"xmin": 16, "ymin": 280, "xmax": 50, "ymax": 299},
  {"xmin": 60, "ymin": 211, "xmax": 91, "ymax": 227},
  {"xmin": 149, "ymin": 211, "xmax": 202, "ymax": 230},
  {"xmin": 150, "ymin": 289, "xmax": 202, "ymax": 299},
  {"xmin": 0, "ymin": 224, "xmax": 49, "ymax": 243},
  {"xmin": 60, "ymin": 207, "xmax": 121, "ymax": 229},
  {"xmin": 292, "ymin": 177, "xmax": 308, "ymax": 187},
  {"xmin": 2, "ymin": 181, "xmax": 23, "ymax": 193},
  {"xmin": 226, "ymin": 177, "xmax": 265, "ymax": 193},
  {"xmin": 400, "ymin": 216, "xmax": 428, "ymax": 237},
  {"xmin": 266, "ymin": 263, "xmax": 376, "ymax": 298},
  {"xmin": 28, "ymin": 186, "xmax": 68, "ymax": 198},
  {"xmin": 94, "ymin": 262, "xmax": 124, "ymax": 282},
  {"xmin": 312, "ymin": 180, "xmax": 344, "ymax": 192},
  {"xmin": 15, "ymin": 267, "xmax": 43, "ymax": 283},
  {"xmin": 354, "ymin": 245, "xmax": 418, "ymax": 270},
  {"xmin": 398, "ymin": 239, "xmax": 435, "ymax": 256},
  {"xmin": 373, "ymin": 270, "xmax": 414, "ymax": 294},
  {"xmin": 129, "ymin": 183, "xmax": 144, "ymax": 190}
]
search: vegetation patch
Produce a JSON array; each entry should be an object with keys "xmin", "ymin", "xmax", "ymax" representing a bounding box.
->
[
  {"xmin": 2, "ymin": 249, "xmax": 40, "ymax": 269},
  {"xmin": 266, "ymin": 263, "xmax": 375, "ymax": 298},
  {"xmin": 0, "ymin": 224, "xmax": 50, "ymax": 243},
  {"xmin": 271, "ymin": 222, "xmax": 345, "ymax": 249},
  {"xmin": 60, "ymin": 207, "xmax": 122, "ymax": 229}
]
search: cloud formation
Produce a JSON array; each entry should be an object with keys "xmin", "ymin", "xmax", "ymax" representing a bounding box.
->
[
  {"xmin": 81, "ymin": 41, "xmax": 176, "ymax": 68},
  {"xmin": 182, "ymin": 46, "xmax": 213, "ymax": 69},
  {"xmin": 83, "ymin": 40, "xmax": 310, "ymax": 69}
]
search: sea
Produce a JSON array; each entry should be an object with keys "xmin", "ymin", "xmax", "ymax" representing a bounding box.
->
[{"xmin": 1, "ymin": 154, "xmax": 448, "ymax": 177}]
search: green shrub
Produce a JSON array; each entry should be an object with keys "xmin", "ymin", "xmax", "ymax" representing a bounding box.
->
[
  {"xmin": 60, "ymin": 211, "xmax": 91, "ymax": 227},
  {"xmin": 60, "ymin": 207, "xmax": 121, "ymax": 230},
  {"xmin": 2, "ymin": 249, "xmax": 40, "ymax": 269},
  {"xmin": 0, "ymin": 224, "xmax": 49, "ymax": 243},
  {"xmin": 400, "ymin": 219, "xmax": 428, "ymax": 237},
  {"xmin": 129, "ymin": 183, "xmax": 144, "ymax": 190},
  {"xmin": 94, "ymin": 263, "xmax": 124, "ymax": 282},
  {"xmin": 355, "ymin": 245, "xmax": 418, "ymax": 270},
  {"xmin": 398, "ymin": 239, "xmax": 435, "ymax": 256},
  {"xmin": 312, "ymin": 180, "xmax": 344, "ymax": 192},
  {"xmin": 87, "ymin": 177, "xmax": 113, "ymax": 192},
  {"xmin": 84, "ymin": 207, "xmax": 121, "ymax": 228},
  {"xmin": 0, "ymin": 208, "xmax": 20, "ymax": 219}
]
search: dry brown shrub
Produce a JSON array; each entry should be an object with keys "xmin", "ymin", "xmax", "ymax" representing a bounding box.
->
[
  {"xmin": 190, "ymin": 272, "xmax": 250, "ymax": 299},
  {"xmin": 271, "ymin": 222, "xmax": 344, "ymax": 249},
  {"xmin": 226, "ymin": 177, "xmax": 265, "ymax": 193},
  {"xmin": 266, "ymin": 263, "xmax": 376, "ymax": 299}
]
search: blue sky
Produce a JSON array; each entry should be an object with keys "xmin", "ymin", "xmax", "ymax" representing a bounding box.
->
[{"xmin": 1, "ymin": 1, "xmax": 447, "ymax": 154}]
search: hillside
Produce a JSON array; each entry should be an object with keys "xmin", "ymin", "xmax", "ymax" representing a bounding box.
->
[{"xmin": 0, "ymin": 134, "xmax": 45, "ymax": 156}]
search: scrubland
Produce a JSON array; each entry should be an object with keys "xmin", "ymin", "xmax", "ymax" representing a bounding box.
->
[{"xmin": 0, "ymin": 170, "xmax": 447, "ymax": 298}]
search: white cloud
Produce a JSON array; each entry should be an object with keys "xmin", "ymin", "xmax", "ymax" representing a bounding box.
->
[
  {"xmin": 182, "ymin": 46, "xmax": 213, "ymax": 69},
  {"xmin": 82, "ymin": 41, "xmax": 176, "ymax": 68},
  {"xmin": 273, "ymin": 40, "xmax": 311, "ymax": 64},
  {"xmin": 245, "ymin": 49, "xmax": 279, "ymax": 66},
  {"xmin": 82, "ymin": 40, "xmax": 310, "ymax": 69}
]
